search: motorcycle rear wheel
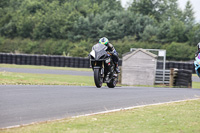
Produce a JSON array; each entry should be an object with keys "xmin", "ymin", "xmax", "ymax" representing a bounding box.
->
[
  {"xmin": 107, "ymin": 75, "xmax": 117, "ymax": 88},
  {"xmin": 94, "ymin": 69, "xmax": 103, "ymax": 88}
]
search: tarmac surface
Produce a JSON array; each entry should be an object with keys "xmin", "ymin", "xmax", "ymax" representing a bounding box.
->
[{"xmin": 0, "ymin": 85, "xmax": 200, "ymax": 128}]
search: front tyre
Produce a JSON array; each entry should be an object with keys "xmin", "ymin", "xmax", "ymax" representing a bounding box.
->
[{"xmin": 94, "ymin": 69, "xmax": 103, "ymax": 88}]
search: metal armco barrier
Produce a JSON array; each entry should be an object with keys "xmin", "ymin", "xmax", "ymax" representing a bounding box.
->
[{"xmin": 0, "ymin": 53, "xmax": 195, "ymax": 72}]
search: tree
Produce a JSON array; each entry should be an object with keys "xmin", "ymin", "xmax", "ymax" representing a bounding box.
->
[
  {"xmin": 140, "ymin": 25, "xmax": 158, "ymax": 41},
  {"xmin": 186, "ymin": 24, "xmax": 200, "ymax": 46},
  {"xmin": 160, "ymin": 0, "xmax": 182, "ymax": 21},
  {"xmin": 72, "ymin": 16, "xmax": 90, "ymax": 40},
  {"xmin": 166, "ymin": 42, "xmax": 194, "ymax": 60},
  {"xmin": 157, "ymin": 21, "xmax": 171, "ymax": 43},
  {"xmin": 129, "ymin": 0, "xmax": 159, "ymax": 23},
  {"xmin": 99, "ymin": 19, "xmax": 123, "ymax": 40},
  {"xmin": 182, "ymin": 0, "xmax": 195, "ymax": 25},
  {"xmin": 128, "ymin": 0, "xmax": 182, "ymax": 22},
  {"xmin": 99, "ymin": 0, "xmax": 123, "ymax": 13},
  {"xmin": 134, "ymin": 15, "xmax": 155, "ymax": 40},
  {"xmin": 69, "ymin": 46, "xmax": 88, "ymax": 57},
  {"xmin": 166, "ymin": 18, "xmax": 187, "ymax": 42}
]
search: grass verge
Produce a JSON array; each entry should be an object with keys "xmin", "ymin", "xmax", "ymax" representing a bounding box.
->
[
  {"xmin": 193, "ymin": 82, "xmax": 200, "ymax": 89},
  {"xmin": 0, "ymin": 64, "xmax": 92, "ymax": 71},
  {"xmin": 193, "ymin": 74, "xmax": 197, "ymax": 77},
  {"xmin": 1, "ymin": 64, "xmax": 199, "ymax": 88},
  {"xmin": 1, "ymin": 99, "xmax": 200, "ymax": 133},
  {"xmin": 0, "ymin": 71, "xmax": 94, "ymax": 86}
]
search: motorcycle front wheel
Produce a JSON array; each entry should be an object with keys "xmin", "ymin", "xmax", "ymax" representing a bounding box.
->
[{"xmin": 94, "ymin": 68, "xmax": 103, "ymax": 88}]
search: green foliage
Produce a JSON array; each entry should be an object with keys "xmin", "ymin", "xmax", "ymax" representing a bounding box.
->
[
  {"xmin": 69, "ymin": 40, "xmax": 91, "ymax": 57},
  {"xmin": 165, "ymin": 42, "xmax": 195, "ymax": 60},
  {"xmin": 186, "ymin": 24, "xmax": 200, "ymax": 46},
  {"xmin": 166, "ymin": 18, "xmax": 187, "ymax": 42},
  {"xmin": 128, "ymin": 0, "xmax": 182, "ymax": 22},
  {"xmin": 140, "ymin": 25, "xmax": 158, "ymax": 41},
  {"xmin": 69, "ymin": 46, "xmax": 88, "ymax": 57},
  {"xmin": 182, "ymin": 1, "xmax": 195, "ymax": 25},
  {"xmin": 157, "ymin": 21, "xmax": 171, "ymax": 43},
  {"xmin": 0, "ymin": 36, "xmax": 197, "ymax": 60},
  {"xmin": 100, "ymin": 19, "xmax": 122, "ymax": 40},
  {"xmin": 0, "ymin": 0, "xmax": 199, "ymax": 60},
  {"xmin": 128, "ymin": 0, "xmax": 161, "ymax": 21}
]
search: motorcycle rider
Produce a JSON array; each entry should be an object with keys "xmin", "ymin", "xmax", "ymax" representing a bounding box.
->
[
  {"xmin": 99, "ymin": 37, "xmax": 120, "ymax": 73},
  {"xmin": 195, "ymin": 42, "xmax": 200, "ymax": 57}
]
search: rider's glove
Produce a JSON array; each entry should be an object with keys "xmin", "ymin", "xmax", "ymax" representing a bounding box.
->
[{"xmin": 109, "ymin": 51, "xmax": 114, "ymax": 55}]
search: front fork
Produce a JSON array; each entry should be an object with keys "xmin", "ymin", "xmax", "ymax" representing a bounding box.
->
[
  {"xmin": 101, "ymin": 62, "xmax": 104, "ymax": 77},
  {"xmin": 91, "ymin": 60, "xmax": 114, "ymax": 80},
  {"xmin": 91, "ymin": 61, "xmax": 105, "ymax": 77}
]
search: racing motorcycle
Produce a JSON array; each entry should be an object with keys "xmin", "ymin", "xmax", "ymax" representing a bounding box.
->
[
  {"xmin": 194, "ymin": 53, "xmax": 200, "ymax": 78},
  {"xmin": 89, "ymin": 43, "xmax": 118, "ymax": 88}
]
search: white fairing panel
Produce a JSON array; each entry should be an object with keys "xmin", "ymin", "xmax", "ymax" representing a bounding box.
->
[{"xmin": 90, "ymin": 50, "xmax": 95, "ymax": 58}]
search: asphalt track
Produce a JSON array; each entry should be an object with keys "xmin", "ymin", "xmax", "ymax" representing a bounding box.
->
[
  {"xmin": 0, "ymin": 67, "xmax": 200, "ymax": 128},
  {"xmin": 0, "ymin": 85, "xmax": 200, "ymax": 128}
]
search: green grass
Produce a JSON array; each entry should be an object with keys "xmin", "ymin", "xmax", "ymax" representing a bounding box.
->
[
  {"xmin": 1, "ymin": 64, "xmax": 199, "ymax": 88},
  {"xmin": 192, "ymin": 82, "xmax": 200, "ymax": 89},
  {"xmin": 193, "ymin": 74, "xmax": 197, "ymax": 77},
  {"xmin": 0, "ymin": 71, "xmax": 94, "ymax": 86},
  {"xmin": 0, "ymin": 64, "xmax": 92, "ymax": 71},
  {"xmin": 1, "ymin": 99, "xmax": 200, "ymax": 133},
  {"xmin": 192, "ymin": 74, "xmax": 200, "ymax": 89},
  {"xmin": 0, "ymin": 64, "xmax": 94, "ymax": 86}
]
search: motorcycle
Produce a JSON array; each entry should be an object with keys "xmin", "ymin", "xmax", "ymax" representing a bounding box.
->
[
  {"xmin": 89, "ymin": 43, "xmax": 118, "ymax": 88},
  {"xmin": 194, "ymin": 53, "xmax": 200, "ymax": 78}
]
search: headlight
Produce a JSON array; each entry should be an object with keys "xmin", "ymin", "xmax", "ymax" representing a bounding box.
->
[
  {"xmin": 90, "ymin": 50, "xmax": 95, "ymax": 58},
  {"xmin": 105, "ymin": 58, "xmax": 111, "ymax": 63}
]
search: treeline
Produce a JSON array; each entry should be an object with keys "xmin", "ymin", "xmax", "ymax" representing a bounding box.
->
[{"xmin": 0, "ymin": 0, "xmax": 200, "ymax": 60}]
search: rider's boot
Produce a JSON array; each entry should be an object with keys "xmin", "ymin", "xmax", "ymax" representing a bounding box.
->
[
  {"xmin": 105, "ymin": 72, "xmax": 110, "ymax": 82},
  {"xmin": 115, "ymin": 63, "xmax": 120, "ymax": 73}
]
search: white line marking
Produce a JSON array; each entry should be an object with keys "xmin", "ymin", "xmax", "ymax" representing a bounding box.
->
[{"xmin": 1, "ymin": 98, "xmax": 200, "ymax": 130}]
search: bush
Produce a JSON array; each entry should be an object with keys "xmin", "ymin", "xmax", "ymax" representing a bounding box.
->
[
  {"xmin": 165, "ymin": 42, "xmax": 195, "ymax": 60},
  {"xmin": 0, "ymin": 37, "xmax": 197, "ymax": 60}
]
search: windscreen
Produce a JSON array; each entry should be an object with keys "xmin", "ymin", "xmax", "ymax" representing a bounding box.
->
[{"xmin": 92, "ymin": 43, "xmax": 107, "ymax": 52}]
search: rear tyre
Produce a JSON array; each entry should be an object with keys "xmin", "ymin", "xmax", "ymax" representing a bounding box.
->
[
  {"xmin": 94, "ymin": 69, "xmax": 103, "ymax": 88},
  {"xmin": 107, "ymin": 74, "xmax": 118, "ymax": 88}
]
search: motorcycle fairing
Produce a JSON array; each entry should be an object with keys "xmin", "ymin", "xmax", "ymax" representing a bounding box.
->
[
  {"xmin": 91, "ymin": 43, "xmax": 108, "ymax": 60},
  {"xmin": 194, "ymin": 53, "xmax": 200, "ymax": 78}
]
